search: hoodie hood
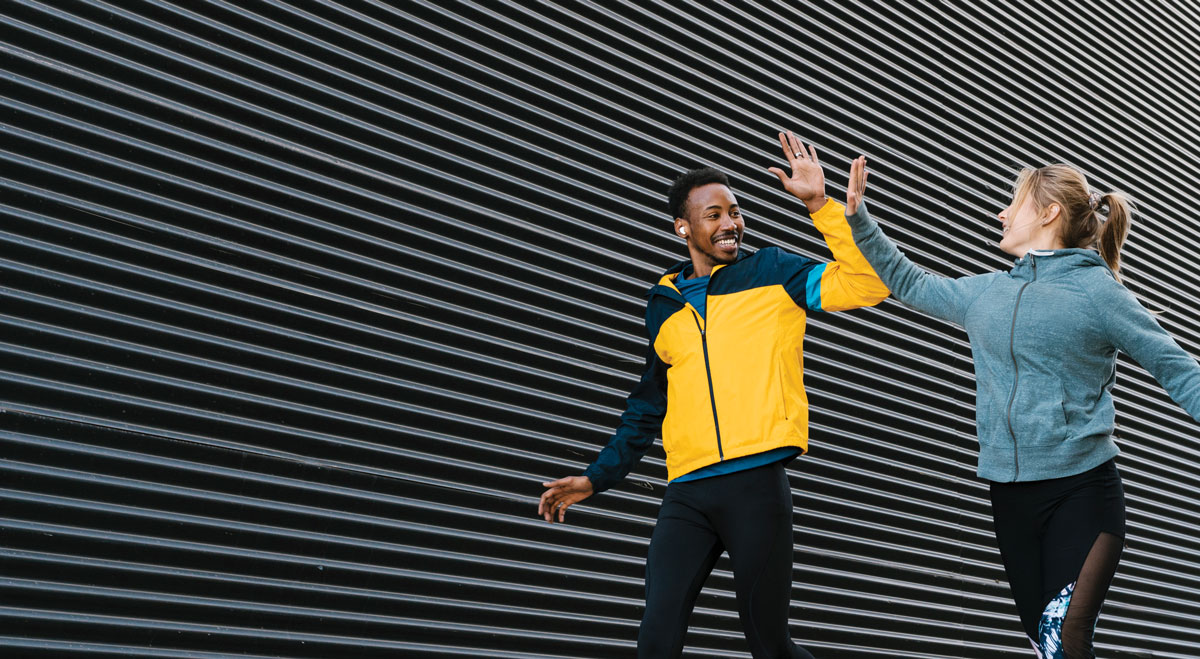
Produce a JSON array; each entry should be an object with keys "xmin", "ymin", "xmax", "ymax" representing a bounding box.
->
[{"xmin": 1009, "ymin": 248, "xmax": 1113, "ymax": 282}]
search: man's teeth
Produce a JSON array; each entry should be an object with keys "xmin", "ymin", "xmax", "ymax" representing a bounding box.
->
[{"xmin": 717, "ymin": 238, "xmax": 736, "ymax": 247}]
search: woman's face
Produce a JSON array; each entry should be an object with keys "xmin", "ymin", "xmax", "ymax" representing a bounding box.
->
[{"xmin": 997, "ymin": 195, "xmax": 1060, "ymax": 257}]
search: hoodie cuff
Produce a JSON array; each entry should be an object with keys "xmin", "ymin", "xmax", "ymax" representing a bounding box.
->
[{"xmin": 844, "ymin": 200, "xmax": 880, "ymax": 241}]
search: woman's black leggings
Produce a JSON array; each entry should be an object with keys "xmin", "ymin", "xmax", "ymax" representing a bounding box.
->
[
  {"xmin": 990, "ymin": 459, "xmax": 1126, "ymax": 659},
  {"xmin": 637, "ymin": 461, "xmax": 814, "ymax": 659}
]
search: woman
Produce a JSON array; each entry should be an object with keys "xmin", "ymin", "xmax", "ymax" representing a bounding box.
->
[{"xmin": 837, "ymin": 156, "xmax": 1200, "ymax": 658}]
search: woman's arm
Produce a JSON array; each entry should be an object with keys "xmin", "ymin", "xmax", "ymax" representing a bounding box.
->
[
  {"xmin": 842, "ymin": 157, "xmax": 991, "ymax": 326},
  {"xmin": 1096, "ymin": 279, "xmax": 1200, "ymax": 421}
]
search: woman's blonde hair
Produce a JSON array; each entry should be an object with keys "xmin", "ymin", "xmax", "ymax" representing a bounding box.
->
[{"xmin": 1011, "ymin": 164, "xmax": 1133, "ymax": 280}]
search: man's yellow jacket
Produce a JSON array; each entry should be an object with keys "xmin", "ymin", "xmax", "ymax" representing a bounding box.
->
[{"xmin": 583, "ymin": 200, "xmax": 889, "ymax": 492}]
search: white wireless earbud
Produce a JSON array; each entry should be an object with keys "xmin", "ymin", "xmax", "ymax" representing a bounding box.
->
[{"xmin": 679, "ymin": 227, "xmax": 687, "ymax": 236}]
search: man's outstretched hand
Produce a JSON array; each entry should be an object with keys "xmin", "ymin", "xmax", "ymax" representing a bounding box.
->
[
  {"xmin": 538, "ymin": 476, "xmax": 594, "ymax": 524},
  {"xmin": 767, "ymin": 130, "xmax": 828, "ymax": 214}
]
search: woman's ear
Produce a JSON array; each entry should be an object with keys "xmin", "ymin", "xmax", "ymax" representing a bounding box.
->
[{"xmin": 1044, "ymin": 203, "xmax": 1061, "ymax": 225}]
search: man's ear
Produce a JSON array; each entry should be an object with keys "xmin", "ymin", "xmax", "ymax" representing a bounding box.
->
[{"xmin": 674, "ymin": 219, "xmax": 689, "ymax": 237}]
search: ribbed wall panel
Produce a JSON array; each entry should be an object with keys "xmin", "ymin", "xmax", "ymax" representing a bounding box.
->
[{"xmin": 1, "ymin": 1, "xmax": 1198, "ymax": 657}]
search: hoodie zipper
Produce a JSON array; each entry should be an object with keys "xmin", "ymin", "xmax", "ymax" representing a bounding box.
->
[
  {"xmin": 1004, "ymin": 256, "xmax": 1037, "ymax": 480},
  {"xmin": 687, "ymin": 288, "xmax": 724, "ymax": 461}
]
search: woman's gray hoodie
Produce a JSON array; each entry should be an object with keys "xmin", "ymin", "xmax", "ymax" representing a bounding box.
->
[{"xmin": 846, "ymin": 201, "xmax": 1200, "ymax": 482}]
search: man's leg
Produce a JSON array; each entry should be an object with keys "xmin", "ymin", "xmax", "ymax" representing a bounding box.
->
[
  {"xmin": 718, "ymin": 463, "xmax": 815, "ymax": 659},
  {"xmin": 638, "ymin": 483, "xmax": 723, "ymax": 659}
]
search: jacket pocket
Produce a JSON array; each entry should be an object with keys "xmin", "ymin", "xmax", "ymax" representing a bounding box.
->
[
  {"xmin": 777, "ymin": 361, "xmax": 790, "ymax": 420},
  {"xmin": 1009, "ymin": 374, "xmax": 1069, "ymax": 446}
]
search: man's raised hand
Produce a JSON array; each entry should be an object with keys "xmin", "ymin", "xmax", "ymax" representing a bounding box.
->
[
  {"xmin": 538, "ymin": 476, "xmax": 594, "ymax": 524},
  {"xmin": 767, "ymin": 130, "xmax": 827, "ymax": 213}
]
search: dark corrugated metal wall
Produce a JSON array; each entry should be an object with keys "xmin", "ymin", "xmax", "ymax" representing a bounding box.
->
[{"xmin": 2, "ymin": 1, "xmax": 1199, "ymax": 656}]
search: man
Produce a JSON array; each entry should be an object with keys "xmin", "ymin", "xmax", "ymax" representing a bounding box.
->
[{"xmin": 538, "ymin": 132, "xmax": 889, "ymax": 658}]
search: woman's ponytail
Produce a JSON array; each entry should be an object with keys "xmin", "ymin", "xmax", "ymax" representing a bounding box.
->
[{"xmin": 1095, "ymin": 191, "xmax": 1132, "ymax": 281}]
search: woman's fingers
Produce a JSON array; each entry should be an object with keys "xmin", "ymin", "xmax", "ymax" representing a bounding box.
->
[{"xmin": 847, "ymin": 156, "xmax": 869, "ymax": 212}]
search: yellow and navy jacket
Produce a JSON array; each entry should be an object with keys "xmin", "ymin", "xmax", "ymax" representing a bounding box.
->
[{"xmin": 582, "ymin": 200, "xmax": 890, "ymax": 492}]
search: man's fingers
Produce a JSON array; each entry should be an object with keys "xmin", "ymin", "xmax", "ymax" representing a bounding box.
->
[
  {"xmin": 786, "ymin": 131, "xmax": 803, "ymax": 160},
  {"xmin": 767, "ymin": 167, "xmax": 789, "ymax": 186},
  {"xmin": 538, "ymin": 488, "xmax": 556, "ymax": 516},
  {"xmin": 808, "ymin": 144, "xmax": 819, "ymax": 165},
  {"xmin": 777, "ymin": 132, "xmax": 793, "ymax": 162}
]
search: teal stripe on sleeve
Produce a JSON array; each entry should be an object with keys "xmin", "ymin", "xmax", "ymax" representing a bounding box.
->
[{"xmin": 805, "ymin": 263, "xmax": 827, "ymax": 311}]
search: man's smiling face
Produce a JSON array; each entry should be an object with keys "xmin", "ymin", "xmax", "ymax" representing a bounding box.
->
[{"xmin": 676, "ymin": 182, "xmax": 744, "ymax": 275}]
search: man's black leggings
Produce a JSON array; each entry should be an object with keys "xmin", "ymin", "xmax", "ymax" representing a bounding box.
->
[{"xmin": 637, "ymin": 461, "xmax": 815, "ymax": 658}]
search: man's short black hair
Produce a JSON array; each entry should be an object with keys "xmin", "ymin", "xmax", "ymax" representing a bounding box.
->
[{"xmin": 667, "ymin": 167, "xmax": 730, "ymax": 220}]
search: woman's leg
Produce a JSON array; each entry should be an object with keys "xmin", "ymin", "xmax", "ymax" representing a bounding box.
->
[
  {"xmin": 1038, "ymin": 463, "xmax": 1126, "ymax": 659},
  {"xmin": 990, "ymin": 481, "xmax": 1048, "ymax": 646}
]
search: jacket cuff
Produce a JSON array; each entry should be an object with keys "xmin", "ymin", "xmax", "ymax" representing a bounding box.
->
[
  {"xmin": 580, "ymin": 467, "xmax": 609, "ymax": 494},
  {"xmin": 809, "ymin": 197, "xmax": 846, "ymax": 224}
]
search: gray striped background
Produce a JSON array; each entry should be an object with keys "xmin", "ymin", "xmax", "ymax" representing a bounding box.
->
[{"xmin": 2, "ymin": 1, "xmax": 1198, "ymax": 657}]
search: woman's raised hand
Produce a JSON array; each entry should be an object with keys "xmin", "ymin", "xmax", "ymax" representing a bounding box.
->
[
  {"xmin": 846, "ymin": 155, "xmax": 869, "ymax": 215},
  {"xmin": 767, "ymin": 131, "xmax": 827, "ymax": 213}
]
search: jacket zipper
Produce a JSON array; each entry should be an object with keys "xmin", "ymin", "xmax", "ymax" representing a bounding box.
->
[
  {"xmin": 688, "ymin": 287, "xmax": 724, "ymax": 460},
  {"xmin": 1004, "ymin": 256, "xmax": 1037, "ymax": 480}
]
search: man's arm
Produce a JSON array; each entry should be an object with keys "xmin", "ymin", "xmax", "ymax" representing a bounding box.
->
[
  {"xmin": 539, "ymin": 337, "xmax": 668, "ymax": 523},
  {"xmin": 767, "ymin": 131, "xmax": 889, "ymax": 312},
  {"xmin": 803, "ymin": 197, "xmax": 890, "ymax": 311},
  {"xmin": 581, "ymin": 345, "xmax": 668, "ymax": 492}
]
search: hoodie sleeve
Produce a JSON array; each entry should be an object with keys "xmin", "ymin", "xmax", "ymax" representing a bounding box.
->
[
  {"xmin": 844, "ymin": 200, "xmax": 994, "ymax": 326},
  {"xmin": 1094, "ymin": 279, "xmax": 1200, "ymax": 421},
  {"xmin": 581, "ymin": 311, "xmax": 669, "ymax": 494}
]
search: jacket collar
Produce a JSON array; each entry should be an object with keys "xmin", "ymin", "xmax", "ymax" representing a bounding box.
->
[
  {"xmin": 1009, "ymin": 247, "xmax": 1112, "ymax": 281},
  {"xmin": 646, "ymin": 249, "xmax": 752, "ymax": 299}
]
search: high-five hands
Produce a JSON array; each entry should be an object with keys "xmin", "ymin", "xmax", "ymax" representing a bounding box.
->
[
  {"xmin": 767, "ymin": 130, "xmax": 828, "ymax": 214},
  {"xmin": 538, "ymin": 475, "xmax": 594, "ymax": 524},
  {"xmin": 847, "ymin": 155, "xmax": 869, "ymax": 216}
]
